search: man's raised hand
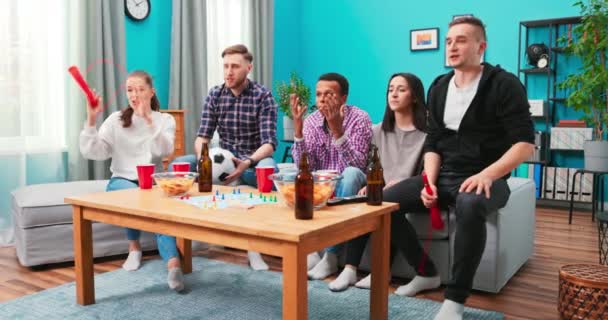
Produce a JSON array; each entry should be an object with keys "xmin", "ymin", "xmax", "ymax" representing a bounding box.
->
[
  {"xmin": 323, "ymin": 94, "xmax": 345, "ymax": 139},
  {"xmin": 290, "ymin": 93, "xmax": 307, "ymax": 121}
]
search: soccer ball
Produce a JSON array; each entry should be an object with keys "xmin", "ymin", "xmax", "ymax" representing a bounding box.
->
[{"xmin": 209, "ymin": 147, "xmax": 237, "ymax": 186}]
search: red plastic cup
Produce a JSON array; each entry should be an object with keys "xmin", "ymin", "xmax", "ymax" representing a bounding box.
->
[
  {"xmin": 136, "ymin": 164, "xmax": 155, "ymax": 189},
  {"xmin": 172, "ymin": 162, "xmax": 190, "ymax": 172},
  {"xmin": 256, "ymin": 166, "xmax": 275, "ymax": 193}
]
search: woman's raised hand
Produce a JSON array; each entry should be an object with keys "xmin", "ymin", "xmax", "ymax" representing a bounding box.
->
[{"xmin": 86, "ymin": 90, "xmax": 103, "ymax": 127}]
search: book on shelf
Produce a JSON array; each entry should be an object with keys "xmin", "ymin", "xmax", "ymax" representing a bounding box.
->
[{"xmin": 556, "ymin": 120, "xmax": 586, "ymax": 127}]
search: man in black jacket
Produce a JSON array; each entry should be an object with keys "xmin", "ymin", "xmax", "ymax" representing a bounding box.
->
[{"xmin": 384, "ymin": 17, "xmax": 534, "ymax": 320}]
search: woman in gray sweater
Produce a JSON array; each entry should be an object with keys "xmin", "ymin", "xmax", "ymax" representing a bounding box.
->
[{"xmin": 328, "ymin": 73, "xmax": 427, "ymax": 292}]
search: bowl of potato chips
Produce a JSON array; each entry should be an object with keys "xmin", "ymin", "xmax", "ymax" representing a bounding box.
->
[
  {"xmin": 268, "ymin": 171, "xmax": 342, "ymax": 210},
  {"xmin": 152, "ymin": 172, "xmax": 198, "ymax": 197}
]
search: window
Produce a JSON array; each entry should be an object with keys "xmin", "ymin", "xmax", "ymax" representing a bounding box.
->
[
  {"xmin": 206, "ymin": 0, "xmax": 253, "ymax": 89},
  {"xmin": 0, "ymin": 0, "xmax": 67, "ymax": 154}
]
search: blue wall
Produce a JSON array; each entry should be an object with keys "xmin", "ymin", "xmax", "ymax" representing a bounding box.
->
[
  {"xmin": 273, "ymin": 0, "xmax": 304, "ymax": 161},
  {"xmin": 125, "ymin": 0, "xmax": 173, "ymax": 109},
  {"xmin": 273, "ymin": 0, "xmax": 579, "ymax": 124}
]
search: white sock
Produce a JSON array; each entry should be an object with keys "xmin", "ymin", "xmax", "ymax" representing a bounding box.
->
[
  {"xmin": 353, "ymin": 271, "xmax": 392, "ymax": 289},
  {"xmin": 307, "ymin": 252, "xmax": 337, "ymax": 280},
  {"xmin": 355, "ymin": 273, "xmax": 371, "ymax": 289},
  {"xmin": 247, "ymin": 251, "xmax": 269, "ymax": 271},
  {"xmin": 307, "ymin": 252, "xmax": 321, "ymax": 271},
  {"xmin": 434, "ymin": 299, "xmax": 464, "ymax": 320},
  {"xmin": 328, "ymin": 268, "xmax": 357, "ymax": 292},
  {"xmin": 167, "ymin": 267, "xmax": 185, "ymax": 292},
  {"xmin": 394, "ymin": 275, "xmax": 440, "ymax": 296},
  {"xmin": 122, "ymin": 250, "xmax": 142, "ymax": 271}
]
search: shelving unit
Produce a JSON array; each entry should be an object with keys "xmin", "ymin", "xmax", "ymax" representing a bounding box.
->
[
  {"xmin": 518, "ymin": 16, "xmax": 581, "ymax": 164},
  {"xmin": 517, "ymin": 16, "xmax": 586, "ymax": 205},
  {"xmin": 520, "ymin": 67, "xmax": 553, "ymax": 74}
]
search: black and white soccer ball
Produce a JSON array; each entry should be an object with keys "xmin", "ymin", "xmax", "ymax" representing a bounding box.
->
[{"xmin": 209, "ymin": 147, "xmax": 237, "ymax": 186}]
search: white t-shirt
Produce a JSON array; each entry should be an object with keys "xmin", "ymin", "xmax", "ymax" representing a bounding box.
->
[
  {"xmin": 79, "ymin": 111, "xmax": 176, "ymax": 180},
  {"xmin": 444, "ymin": 73, "xmax": 482, "ymax": 131}
]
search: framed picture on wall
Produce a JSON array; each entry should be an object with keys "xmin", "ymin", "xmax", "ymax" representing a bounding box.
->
[
  {"xmin": 452, "ymin": 14, "xmax": 474, "ymax": 21},
  {"xmin": 410, "ymin": 28, "xmax": 439, "ymax": 51}
]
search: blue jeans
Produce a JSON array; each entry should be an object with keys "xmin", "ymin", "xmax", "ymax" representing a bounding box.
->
[
  {"xmin": 326, "ymin": 167, "xmax": 367, "ymax": 254},
  {"xmin": 106, "ymin": 177, "xmax": 180, "ymax": 262},
  {"xmin": 170, "ymin": 154, "xmax": 277, "ymax": 188}
]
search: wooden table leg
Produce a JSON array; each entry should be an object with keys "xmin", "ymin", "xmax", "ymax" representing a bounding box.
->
[
  {"xmin": 370, "ymin": 213, "xmax": 390, "ymax": 319},
  {"xmin": 282, "ymin": 243, "xmax": 307, "ymax": 320},
  {"xmin": 176, "ymin": 238, "xmax": 192, "ymax": 274},
  {"xmin": 73, "ymin": 206, "xmax": 95, "ymax": 305}
]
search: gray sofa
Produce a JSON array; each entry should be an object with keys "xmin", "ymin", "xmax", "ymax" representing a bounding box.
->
[
  {"xmin": 11, "ymin": 180, "xmax": 159, "ymax": 267},
  {"xmin": 358, "ymin": 177, "xmax": 536, "ymax": 293}
]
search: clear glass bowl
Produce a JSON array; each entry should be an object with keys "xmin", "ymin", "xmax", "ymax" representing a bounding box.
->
[
  {"xmin": 268, "ymin": 171, "xmax": 342, "ymax": 210},
  {"xmin": 152, "ymin": 172, "xmax": 198, "ymax": 197}
]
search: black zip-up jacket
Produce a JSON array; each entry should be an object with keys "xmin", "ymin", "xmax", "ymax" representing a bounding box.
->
[{"xmin": 423, "ymin": 63, "xmax": 535, "ymax": 179}]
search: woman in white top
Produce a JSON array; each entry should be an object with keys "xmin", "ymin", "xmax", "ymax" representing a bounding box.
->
[
  {"xmin": 328, "ymin": 73, "xmax": 428, "ymax": 292},
  {"xmin": 80, "ymin": 71, "xmax": 184, "ymax": 291}
]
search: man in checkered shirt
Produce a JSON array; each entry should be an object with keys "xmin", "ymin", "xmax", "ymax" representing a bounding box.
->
[
  {"xmin": 290, "ymin": 72, "xmax": 373, "ymax": 281},
  {"xmin": 196, "ymin": 44, "xmax": 278, "ymax": 186},
  {"xmin": 173, "ymin": 44, "xmax": 278, "ymax": 271}
]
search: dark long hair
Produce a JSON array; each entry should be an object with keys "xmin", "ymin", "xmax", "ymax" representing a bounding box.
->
[
  {"xmin": 380, "ymin": 73, "xmax": 427, "ymax": 132},
  {"xmin": 120, "ymin": 70, "xmax": 160, "ymax": 128}
]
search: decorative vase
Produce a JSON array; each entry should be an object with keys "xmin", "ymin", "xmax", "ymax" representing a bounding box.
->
[
  {"xmin": 584, "ymin": 140, "xmax": 608, "ymax": 172},
  {"xmin": 283, "ymin": 115, "xmax": 294, "ymax": 141}
]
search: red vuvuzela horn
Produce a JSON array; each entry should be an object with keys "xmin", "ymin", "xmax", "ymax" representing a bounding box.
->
[
  {"xmin": 68, "ymin": 66, "xmax": 99, "ymax": 107},
  {"xmin": 422, "ymin": 172, "xmax": 444, "ymax": 230}
]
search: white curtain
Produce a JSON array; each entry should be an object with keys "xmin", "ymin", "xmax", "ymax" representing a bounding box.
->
[
  {"xmin": 205, "ymin": 0, "xmax": 254, "ymax": 88},
  {"xmin": 0, "ymin": 0, "xmax": 72, "ymax": 246},
  {"xmin": 66, "ymin": 0, "xmax": 127, "ymax": 181},
  {"xmin": 0, "ymin": 0, "xmax": 67, "ymax": 153}
]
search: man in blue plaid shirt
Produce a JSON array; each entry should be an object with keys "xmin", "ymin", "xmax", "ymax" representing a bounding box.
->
[
  {"xmin": 199, "ymin": 44, "xmax": 278, "ymax": 186},
  {"xmin": 173, "ymin": 44, "xmax": 278, "ymax": 271}
]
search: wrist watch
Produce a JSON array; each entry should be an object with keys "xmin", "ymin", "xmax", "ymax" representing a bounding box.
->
[{"xmin": 246, "ymin": 157, "xmax": 257, "ymax": 168}]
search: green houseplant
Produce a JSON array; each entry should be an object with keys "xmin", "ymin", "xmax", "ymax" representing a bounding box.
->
[
  {"xmin": 275, "ymin": 71, "xmax": 312, "ymax": 140},
  {"xmin": 558, "ymin": 0, "xmax": 608, "ymax": 171}
]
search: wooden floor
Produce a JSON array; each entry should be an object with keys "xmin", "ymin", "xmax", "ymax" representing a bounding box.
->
[{"xmin": 0, "ymin": 207, "xmax": 601, "ymax": 319}]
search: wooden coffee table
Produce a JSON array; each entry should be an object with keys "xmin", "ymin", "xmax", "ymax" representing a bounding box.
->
[{"xmin": 65, "ymin": 185, "xmax": 397, "ymax": 320}]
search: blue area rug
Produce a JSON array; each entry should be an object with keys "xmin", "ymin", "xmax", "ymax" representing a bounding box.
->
[{"xmin": 0, "ymin": 257, "xmax": 503, "ymax": 319}]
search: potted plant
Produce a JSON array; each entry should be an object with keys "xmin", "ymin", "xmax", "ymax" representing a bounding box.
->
[
  {"xmin": 275, "ymin": 71, "xmax": 312, "ymax": 140},
  {"xmin": 558, "ymin": 0, "xmax": 608, "ymax": 171}
]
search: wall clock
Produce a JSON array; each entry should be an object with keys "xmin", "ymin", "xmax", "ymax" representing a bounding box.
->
[{"xmin": 125, "ymin": 0, "xmax": 151, "ymax": 21}]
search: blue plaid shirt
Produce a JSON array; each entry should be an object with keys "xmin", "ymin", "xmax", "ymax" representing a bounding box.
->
[{"xmin": 197, "ymin": 80, "xmax": 278, "ymax": 159}]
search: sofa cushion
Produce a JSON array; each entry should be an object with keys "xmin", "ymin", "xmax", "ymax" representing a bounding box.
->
[
  {"xmin": 11, "ymin": 180, "xmax": 108, "ymax": 228},
  {"xmin": 358, "ymin": 177, "xmax": 535, "ymax": 293},
  {"xmin": 407, "ymin": 177, "xmax": 533, "ymax": 240}
]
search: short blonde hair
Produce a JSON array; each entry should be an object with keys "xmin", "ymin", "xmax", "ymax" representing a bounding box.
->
[
  {"xmin": 221, "ymin": 44, "xmax": 253, "ymax": 62},
  {"xmin": 449, "ymin": 16, "xmax": 487, "ymax": 41}
]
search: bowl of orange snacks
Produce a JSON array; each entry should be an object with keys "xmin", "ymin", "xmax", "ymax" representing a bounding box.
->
[
  {"xmin": 268, "ymin": 171, "xmax": 342, "ymax": 210},
  {"xmin": 152, "ymin": 172, "xmax": 198, "ymax": 197}
]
